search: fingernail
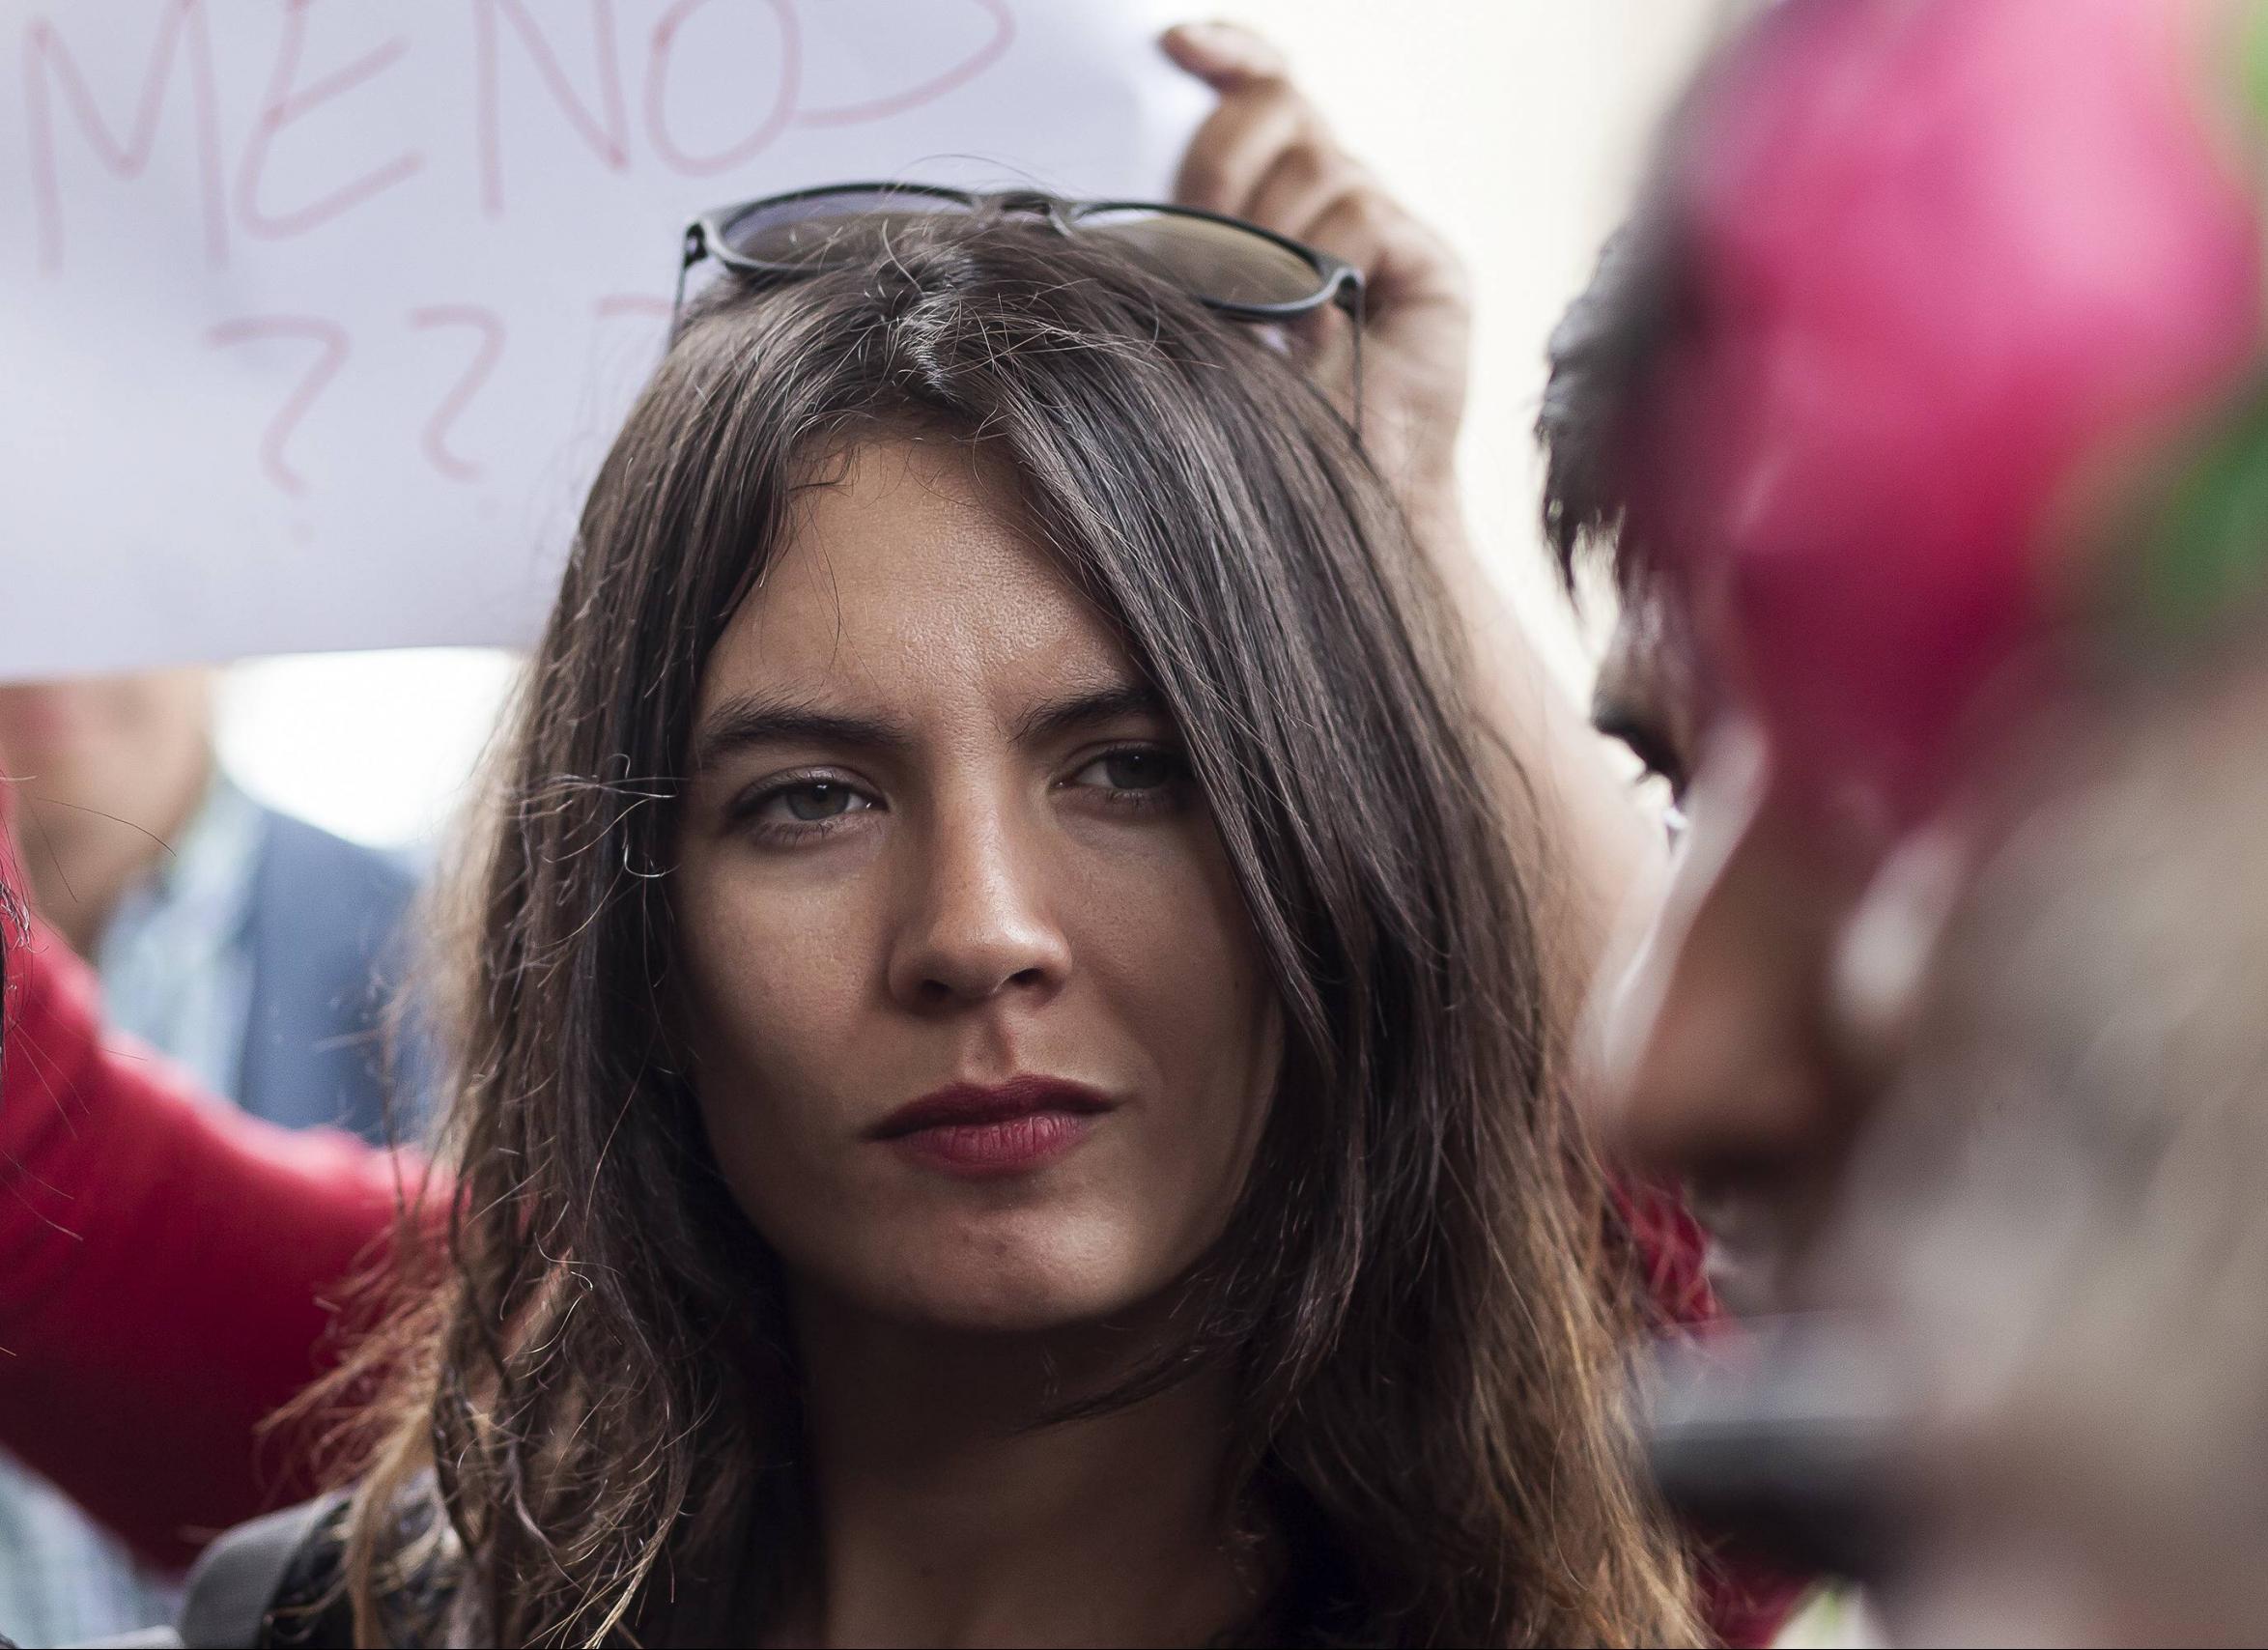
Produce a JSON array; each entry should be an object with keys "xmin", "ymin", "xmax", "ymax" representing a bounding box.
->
[{"xmin": 1165, "ymin": 20, "xmax": 1234, "ymax": 56}]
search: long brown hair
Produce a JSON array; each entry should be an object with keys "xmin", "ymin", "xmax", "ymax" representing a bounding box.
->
[{"xmin": 333, "ymin": 210, "xmax": 1695, "ymax": 1645}]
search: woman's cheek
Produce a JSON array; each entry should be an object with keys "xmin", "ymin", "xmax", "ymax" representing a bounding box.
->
[
  {"xmin": 1087, "ymin": 822, "xmax": 1279, "ymax": 1173},
  {"xmin": 676, "ymin": 852, "xmax": 878, "ymax": 1131}
]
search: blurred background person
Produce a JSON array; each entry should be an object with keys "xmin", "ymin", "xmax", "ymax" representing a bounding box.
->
[
  {"xmin": 0, "ymin": 670, "xmax": 420, "ymax": 1135},
  {"xmin": 1538, "ymin": 0, "xmax": 2268, "ymax": 1639},
  {"xmin": 1545, "ymin": 0, "xmax": 2265, "ymax": 1333},
  {"xmin": 0, "ymin": 669, "xmax": 423, "ymax": 1644}
]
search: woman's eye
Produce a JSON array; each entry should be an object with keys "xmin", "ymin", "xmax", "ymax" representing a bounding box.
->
[
  {"xmin": 742, "ymin": 777, "xmax": 879, "ymax": 839},
  {"xmin": 1070, "ymin": 748, "xmax": 1184, "ymax": 793},
  {"xmin": 1097, "ymin": 751, "xmax": 1171, "ymax": 789},
  {"xmin": 1063, "ymin": 746, "xmax": 1192, "ymax": 816},
  {"xmin": 771, "ymin": 781, "xmax": 865, "ymax": 821}
]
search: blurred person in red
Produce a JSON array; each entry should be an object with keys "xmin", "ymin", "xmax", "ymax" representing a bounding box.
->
[
  {"xmin": 1540, "ymin": 0, "xmax": 2268, "ymax": 1634},
  {"xmin": 0, "ymin": 668, "xmax": 425, "ymax": 1642}
]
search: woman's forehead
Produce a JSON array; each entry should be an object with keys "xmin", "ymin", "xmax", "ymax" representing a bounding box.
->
[{"xmin": 702, "ymin": 436, "xmax": 1142, "ymax": 721}]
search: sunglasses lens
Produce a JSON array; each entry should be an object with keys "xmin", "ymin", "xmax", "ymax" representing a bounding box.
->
[
  {"xmin": 1075, "ymin": 208, "xmax": 1329, "ymax": 309},
  {"xmin": 717, "ymin": 188, "xmax": 976, "ymax": 269}
]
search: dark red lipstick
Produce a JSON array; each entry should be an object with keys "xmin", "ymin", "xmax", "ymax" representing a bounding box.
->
[{"xmin": 867, "ymin": 1077, "xmax": 1114, "ymax": 1177}]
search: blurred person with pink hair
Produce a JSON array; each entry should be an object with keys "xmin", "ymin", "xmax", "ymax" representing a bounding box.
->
[{"xmin": 1541, "ymin": 0, "xmax": 2268, "ymax": 1637}]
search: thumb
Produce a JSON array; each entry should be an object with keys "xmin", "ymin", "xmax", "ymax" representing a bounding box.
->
[{"xmin": 1159, "ymin": 21, "xmax": 1289, "ymax": 90}]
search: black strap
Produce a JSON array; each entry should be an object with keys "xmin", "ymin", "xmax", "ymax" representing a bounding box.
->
[{"xmin": 176, "ymin": 1494, "xmax": 348, "ymax": 1650}]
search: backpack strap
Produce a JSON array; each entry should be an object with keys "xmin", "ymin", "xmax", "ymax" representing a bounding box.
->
[{"xmin": 177, "ymin": 1493, "xmax": 349, "ymax": 1649}]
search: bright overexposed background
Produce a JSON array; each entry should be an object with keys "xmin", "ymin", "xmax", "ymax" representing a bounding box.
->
[{"xmin": 219, "ymin": 1, "xmax": 1733, "ymax": 850}]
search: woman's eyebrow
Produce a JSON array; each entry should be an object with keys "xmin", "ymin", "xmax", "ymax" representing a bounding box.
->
[
  {"xmin": 691, "ymin": 693, "xmax": 914, "ymax": 774},
  {"xmin": 1012, "ymin": 684, "xmax": 1167, "ymax": 745}
]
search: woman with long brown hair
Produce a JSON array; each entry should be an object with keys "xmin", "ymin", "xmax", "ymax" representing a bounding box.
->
[
  {"xmin": 214, "ymin": 135, "xmax": 1713, "ymax": 1639},
  {"xmin": 0, "ymin": 36, "xmax": 1771, "ymax": 1644}
]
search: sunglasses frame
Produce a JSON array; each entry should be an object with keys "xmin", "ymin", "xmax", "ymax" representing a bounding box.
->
[
  {"xmin": 681, "ymin": 181, "xmax": 1363, "ymax": 316},
  {"xmin": 672, "ymin": 182, "xmax": 1369, "ymax": 435}
]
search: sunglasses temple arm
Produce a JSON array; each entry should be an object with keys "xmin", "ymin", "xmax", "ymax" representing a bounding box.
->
[
  {"xmin": 1349, "ymin": 280, "xmax": 1366, "ymax": 444},
  {"xmin": 670, "ymin": 228, "xmax": 706, "ymax": 341}
]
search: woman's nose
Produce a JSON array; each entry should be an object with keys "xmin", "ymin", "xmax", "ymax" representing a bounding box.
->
[{"xmin": 885, "ymin": 796, "xmax": 1073, "ymax": 1011}]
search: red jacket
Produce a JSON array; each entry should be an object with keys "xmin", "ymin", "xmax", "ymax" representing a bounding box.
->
[{"xmin": 0, "ymin": 818, "xmax": 413, "ymax": 1565}]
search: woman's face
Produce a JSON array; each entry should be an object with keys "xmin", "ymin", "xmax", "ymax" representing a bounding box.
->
[{"xmin": 674, "ymin": 434, "xmax": 1280, "ymax": 1334}]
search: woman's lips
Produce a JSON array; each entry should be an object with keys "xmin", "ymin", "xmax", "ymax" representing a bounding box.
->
[{"xmin": 867, "ymin": 1077, "xmax": 1115, "ymax": 1178}]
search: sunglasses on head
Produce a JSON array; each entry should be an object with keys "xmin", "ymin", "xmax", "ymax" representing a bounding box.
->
[{"xmin": 674, "ymin": 182, "xmax": 1367, "ymax": 431}]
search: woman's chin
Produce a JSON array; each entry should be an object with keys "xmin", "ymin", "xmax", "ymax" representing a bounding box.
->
[
  {"xmin": 893, "ymin": 1289, "xmax": 1122, "ymax": 1338},
  {"xmin": 836, "ymin": 1211, "xmax": 1173, "ymax": 1337}
]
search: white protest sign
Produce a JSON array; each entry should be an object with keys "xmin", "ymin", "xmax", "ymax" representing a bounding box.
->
[{"xmin": 0, "ymin": 0, "xmax": 1210, "ymax": 680}]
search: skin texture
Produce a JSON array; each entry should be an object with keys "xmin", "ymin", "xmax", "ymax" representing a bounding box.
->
[
  {"xmin": 675, "ymin": 436, "xmax": 1280, "ymax": 1337},
  {"xmin": 1164, "ymin": 21, "xmax": 1470, "ymax": 495},
  {"xmin": 1588, "ymin": 716, "xmax": 1879, "ymax": 1317},
  {"xmin": 0, "ymin": 669, "xmax": 215, "ymax": 954}
]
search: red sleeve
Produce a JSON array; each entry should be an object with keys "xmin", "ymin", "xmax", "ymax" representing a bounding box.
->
[
  {"xmin": 0, "ymin": 794, "xmax": 424, "ymax": 1568},
  {"xmin": 1622, "ymin": 1180, "xmax": 1811, "ymax": 1647}
]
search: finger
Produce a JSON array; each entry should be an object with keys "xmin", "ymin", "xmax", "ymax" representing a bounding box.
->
[
  {"xmin": 1159, "ymin": 20, "xmax": 1290, "ymax": 90},
  {"xmin": 1245, "ymin": 142, "xmax": 1367, "ymax": 244},
  {"xmin": 1304, "ymin": 189, "xmax": 1467, "ymax": 307},
  {"xmin": 1301, "ymin": 190, "xmax": 1395, "ymax": 290},
  {"xmin": 1174, "ymin": 81, "xmax": 1321, "ymax": 217}
]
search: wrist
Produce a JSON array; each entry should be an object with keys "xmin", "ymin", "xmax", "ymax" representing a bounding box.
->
[{"xmin": 1397, "ymin": 461, "xmax": 1468, "ymax": 552}]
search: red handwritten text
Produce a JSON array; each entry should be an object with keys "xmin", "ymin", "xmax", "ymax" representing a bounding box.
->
[
  {"xmin": 24, "ymin": 0, "xmax": 227, "ymax": 270},
  {"xmin": 409, "ymin": 305, "xmax": 507, "ymax": 482},
  {"xmin": 235, "ymin": 0, "xmax": 421, "ymax": 242},
  {"xmin": 206, "ymin": 315, "xmax": 352, "ymax": 497},
  {"xmin": 474, "ymin": 0, "xmax": 629, "ymax": 220}
]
